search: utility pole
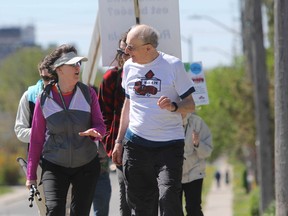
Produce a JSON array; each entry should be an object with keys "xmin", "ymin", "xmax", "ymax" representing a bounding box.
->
[
  {"xmin": 241, "ymin": 0, "xmax": 274, "ymax": 213},
  {"xmin": 240, "ymin": 0, "xmax": 252, "ymax": 79},
  {"xmin": 274, "ymin": 0, "xmax": 288, "ymax": 215}
]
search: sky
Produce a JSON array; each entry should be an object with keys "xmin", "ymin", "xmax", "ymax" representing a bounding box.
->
[{"xmin": 1, "ymin": 0, "xmax": 241, "ymax": 69}]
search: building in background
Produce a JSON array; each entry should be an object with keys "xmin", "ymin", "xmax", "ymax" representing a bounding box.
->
[{"xmin": 0, "ymin": 25, "xmax": 36, "ymax": 59}]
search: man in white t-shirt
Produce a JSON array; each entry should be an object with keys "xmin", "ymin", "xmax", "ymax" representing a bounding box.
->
[{"xmin": 112, "ymin": 24, "xmax": 195, "ymax": 216}]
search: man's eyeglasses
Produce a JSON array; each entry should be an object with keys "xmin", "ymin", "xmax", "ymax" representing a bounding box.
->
[
  {"xmin": 125, "ymin": 43, "xmax": 150, "ymax": 52},
  {"xmin": 117, "ymin": 48, "xmax": 129, "ymax": 56}
]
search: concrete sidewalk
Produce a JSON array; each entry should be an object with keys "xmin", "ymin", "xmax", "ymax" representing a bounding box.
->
[
  {"xmin": 1, "ymin": 158, "xmax": 233, "ymax": 216},
  {"xmin": 204, "ymin": 156, "xmax": 233, "ymax": 216}
]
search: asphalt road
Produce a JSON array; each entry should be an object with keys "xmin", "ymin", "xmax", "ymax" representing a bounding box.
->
[{"xmin": 0, "ymin": 171, "xmax": 120, "ymax": 216}]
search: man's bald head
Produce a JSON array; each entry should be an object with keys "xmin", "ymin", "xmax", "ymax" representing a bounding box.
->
[{"xmin": 129, "ymin": 24, "xmax": 159, "ymax": 48}]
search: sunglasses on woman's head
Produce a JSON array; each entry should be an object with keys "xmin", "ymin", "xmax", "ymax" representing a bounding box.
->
[
  {"xmin": 117, "ymin": 48, "xmax": 129, "ymax": 56},
  {"xmin": 41, "ymin": 75, "xmax": 52, "ymax": 81}
]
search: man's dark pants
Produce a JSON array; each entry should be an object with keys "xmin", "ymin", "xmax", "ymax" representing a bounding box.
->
[{"xmin": 123, "ymin": 140, "xmax": 184, "ymax": 216}]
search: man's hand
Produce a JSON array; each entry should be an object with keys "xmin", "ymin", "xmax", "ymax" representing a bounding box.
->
[
  {"xmin": 112, "ymin": 143, "xmax": 123, "ymax": 166},
  {"xmin": 157, "ymin": 96, "xmax": 174, "ymax": 111}
]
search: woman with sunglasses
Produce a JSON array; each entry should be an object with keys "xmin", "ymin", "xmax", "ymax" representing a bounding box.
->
[
  {"xmin": 25, "ymin": 44, "xmax": 106, "ymax": 216},
  {"xmin": 94, "ymin": 32, "xmax": 131, "ymax": 216}
]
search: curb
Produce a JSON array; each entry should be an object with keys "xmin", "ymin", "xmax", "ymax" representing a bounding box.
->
[{"xmin": 0, "ymin": 186, "xmax": 28, "ymax": 205}]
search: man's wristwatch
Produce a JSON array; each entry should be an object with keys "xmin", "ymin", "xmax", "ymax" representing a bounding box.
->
[
  {"xmin": 171, "ymin": 102, "xmax": 178, "ymax": 112},
  {"xmin": 115, "ymin": 139, "xmax": 122, "ymax": 145}
]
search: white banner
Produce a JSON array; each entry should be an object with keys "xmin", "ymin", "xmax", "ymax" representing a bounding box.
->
[{"xmin": 98, "ymin": 0, "xmax": 181, "ymax": 66}]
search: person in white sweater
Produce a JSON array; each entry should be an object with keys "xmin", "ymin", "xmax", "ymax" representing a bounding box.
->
[
  {"xmin": 14, "ymin": 56, "xmax": 53, "ymax": 216},
  {"xmin": 15, "ymin": 57, "xmax": 53, "ymax": 146},
  {"xmin": 181, "ymin": 113, "xmax": 213, "ymax": 216}
]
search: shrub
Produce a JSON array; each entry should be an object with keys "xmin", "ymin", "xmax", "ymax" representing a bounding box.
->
[
  {"xmin": 263, "ymin": 201, "xmax": 275, "ymax": 216},
  {"xmin": 0, "ymin": 152, "xmax": 23, "ymax": 185},
  {"xmin": 250, "ymin": 187, "xmax": 260, "ymax": 216}
]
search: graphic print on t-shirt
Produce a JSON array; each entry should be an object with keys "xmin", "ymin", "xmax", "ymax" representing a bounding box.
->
[{"xmin": 133, "ymin": 70, "xmax": 161, "ymax": 97}]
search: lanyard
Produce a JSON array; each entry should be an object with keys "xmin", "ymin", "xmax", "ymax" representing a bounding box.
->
[{"xmin": 55, "ymin": 83, "xmax": 68, "ymax": 110}]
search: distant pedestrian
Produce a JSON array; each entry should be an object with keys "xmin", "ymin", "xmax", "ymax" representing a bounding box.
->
[
  {"xmin": 225, "ymin": 169, "xmax": 230, "ymax": 185},
  {"xmin": 215, "ymin": 170, "xmax": 221, "ymax": 188},
  {"xmin": 181, "ymin": 113, "xmax": 213, "ymax": 216},
  {"xmin": 243, "ymin": 169, "xmax": 253, "ymax": 194}
]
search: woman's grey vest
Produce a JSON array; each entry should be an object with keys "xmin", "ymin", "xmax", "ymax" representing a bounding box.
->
[{"xmin": 40, "ymin": 82, "xmax": 98, "ymax": 168}]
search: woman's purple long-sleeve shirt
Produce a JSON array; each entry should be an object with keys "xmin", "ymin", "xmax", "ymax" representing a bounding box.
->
[{"xmin": 27, "ymin": 86, "xmax": 106, "ymax": 180}]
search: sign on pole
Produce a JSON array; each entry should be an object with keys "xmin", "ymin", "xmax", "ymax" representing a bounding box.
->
[
  {"xmin": 82, "ymin": 13, "xmax": 101, "ymax": 85},
  {"xmin": 184, "ymin": 62, "xmax": 209, "ymax": 106}
]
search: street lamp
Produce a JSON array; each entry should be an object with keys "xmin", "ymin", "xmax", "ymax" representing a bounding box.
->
[
  {"xmin": 181, "ymin": 35, "xmax": 193, "ymax": 62},
  {"xmin": 188, "ymin": 14, "xmax": 240, "ymax": 36},
  {"xmin": 199, "ymin": 46, "xmax": 231, "ymax": 58},
  {"xmin": 188, "ymin": 14, "xmax": 241, "ymax": 65}
]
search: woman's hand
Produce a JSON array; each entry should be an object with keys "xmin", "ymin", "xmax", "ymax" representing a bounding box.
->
[
  {"xmin": 79, "ymin": 129, "xmax": 103, "ymax": 139},
  {"xmin": 192, "ymin": 130, "xmax": 200, "ymax": 147},
  {"xmin": 26, "ymin": 179, "xmax": 37, "ymax": 190}
]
